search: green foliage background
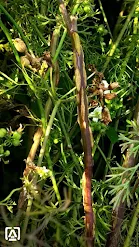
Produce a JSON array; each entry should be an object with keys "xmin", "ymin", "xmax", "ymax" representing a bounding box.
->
[{"xmin": 0, "ymin": 0, "xmax": 139, "ymax": 246}]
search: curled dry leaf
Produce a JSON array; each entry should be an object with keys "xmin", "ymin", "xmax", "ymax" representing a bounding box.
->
[
  {"xmin": 13, "ymin": 38, "xmax": 27, "ymax": 53},
  {"xmin": 99, "ymin": 84, "xmax": 108, "ymax": 91},
  {"xmin": 43, "ymin": 51, "xmax": 52, "ymax": 67},
  {"xmin": 87, "ymin": 86, "xmax": 97, "ymax": 94},
  {"xmin": 104, "ymin": 93, "xmax": 117, "ymax": 100},
  {"xmin": 98, "ymin": 88, "xmax": 104, "ymax": 99},
  {"xmin": 89, "ymin": 99, "xmax": 98, "ymax": 107},
  {"xmin": 31, "ymin": 57, "xmax": 42, "ymax": 69},
  {"xmin": 102, "ymin": 107, "xmax": 112, "ymax": 125},
  {"xmin": 99, "ymin": 84, "xmax": 105, "ymax": 91},
  {"xmin": 109, "ymin": 82, "xmax": 119, "ymax": 90}
]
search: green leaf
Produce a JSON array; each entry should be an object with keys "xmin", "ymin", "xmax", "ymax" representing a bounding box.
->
[
  {"xmin": 7, "ymin": 205, "xmax": 13, "ymax": 213},
  {"xmin": 106, "ymin": 126, "xmax": 118, "ymax": 144}
]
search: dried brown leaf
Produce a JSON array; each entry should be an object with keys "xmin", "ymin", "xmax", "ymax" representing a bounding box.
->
[
  {"xmin": 102, "ymin": 107, "xmax": 112, "ymax": 125},
  {"xmin": 104, "ymin": 93, "xmax": 117, "ymax": 100},
  {"xmin": 109, "ymin": 82, "xmax": 120, "ymax": 90}
]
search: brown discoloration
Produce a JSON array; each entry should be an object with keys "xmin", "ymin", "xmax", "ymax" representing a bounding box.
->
[
  {"xmin": 102, "ymin": 107, "xmax": 112, "ymax": 125},
  {"xmin": 59, "ymin": 2, "xmax": 95, "ymax": 245},
  {"xmin": 18, "ymin": 19, "xmax": 60, "ymax": 215},
  {"xmin": 18, "ymin": 127, "xmax": 43, "ymax": 209},
  {"xmin": 26, "ymin": 127, "xmax": 43, "ymax": 164},
  {"xmin": 73, "ymin": 25, "xmax": 94, "ymax": 247},
  {"xmin": 106, "ymin": 201, "xmax": 125, "ymax": 247},
  {"xmin": 104, "ymin": 93, "xmax": 117, "ymax": 100},
  {"xmin": 109, "ymin": 82, "xmax": 119, "ymax": 90}
]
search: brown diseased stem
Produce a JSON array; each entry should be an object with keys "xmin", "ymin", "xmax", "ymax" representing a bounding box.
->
[
  {"xmin": 18, "ymin": 24, "xmax": 60, "ymax": 210},
  {"xmin": 59, "ymin": 1, "xmax": 95, "ymax": 246}
]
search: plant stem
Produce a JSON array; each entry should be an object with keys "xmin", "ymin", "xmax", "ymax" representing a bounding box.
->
[
  {"xmin": 98, "ymin": 0, "xmax": 113, "ymax": 40},
  {"xmin": 92, "ymin": 132, "xmax": 101, "ymax": 156},
  {"xmin": 123, "ymin": 201, "xmax": 139, "ymax": 247},
  {"xmin": 106, "ymin": 98, "xmax": 139, "ymax": 247},
  {"xmin": 31, "ymin": 21, "xmax": 49, "ymax": 47},
  {"xmin": 103, "ymin": 109, "xmax": 121, "ymax": 179},
  {"xmin": 45, "ymin": 144, "xmax": 61, "ymax": 203},
  {"xmin": 43, "ymin": 27, "xmax": 67, "ymax": 83},
  {"xmin": 37, "ymin": 100, "xmax": 61, "ymax": 167},
  {"xmin": 52, "ymin": 28, "xmax": 67, "ymax": 63},
  {"xmin": 59, "ymin": 1, "xmax": 95, "ymax": 245},
  {"xmin": 0, "ymin": 19, "xmax": 21, "ymax": 64},
  {"xmin": 40, "ymin": 0, "xmax": 46, "ymax": 15},
  {"xmin": 113, "ymin": 1, "xmax": 126, "ymax": 39},
  {"xmin": 21, "ymin": 198, "xmax": 33, "ymax": 243},
  {"xmin": 0, "ymin": 4, "xmax": 33, "ymax": 55},
  {"xmin": 71, "ymin": 1, "xmax": 80, "ymax": 15},
  {"xmin": 102, "ymin": 0, "xmax": 138, "ymax": 72},
  {"xmin": 57, "ymin": 110, "xmax": 82, "ymax": 178},
  {"xmin": 0, "ymin": 19, "xmax": 45, "ymax": 129}
]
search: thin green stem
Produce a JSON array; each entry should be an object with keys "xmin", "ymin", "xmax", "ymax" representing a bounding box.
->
[
  {"xmin": 52, "ymin": 28, "xmax": 67, "ymax": 63},
  {"xmin": 71, "ymin": 2, "xmax": 80, "ymax": 15},
  {"xmin": 0, "ymin": 4, "xmax": 33, "ymax": 55},
  {"xmin": 37, "ymin": 100, "xmax": 61, "ymax": 167},
  {"xmin": 36, "ymin": 98, "xmax": 46, "ymax": 131},
  {"xmin": 21, "ymin": 199, "xmax": 33, "ymax": 243},
  {"xmin": 98, "ymin": 0, "xmax": 113, "ymax": 40},
  {"xmin": 43, "ymin": 0, "xmax": 80, "ymax": 82},
  {"xmin": 43, "ymin": 27, "xmax": 67, "ymax": 83},
  {"xmin": 40, "ymin": 0, "xmax": 47, "ymax": 15},
  {"xmin": 92, "ymin": 132, "xmax": 101, "ymax": 156},
  {"xmin": 118, "ymin": 36, "xmax": 138, "ymax": 81},
  {"xmin": 44, "ymin": 25, "xmax": 61, "ymax": 120},
  {"xmin": 0, "ymin": 19, "xmax": 45, "ymax": 130},
  {"xmin": 123, "ymin": 201, "xmax": 139, "ymax": 247},
  {"xmin": 102, "ymin": 0, "xmax": 138, "ymax": 72},
  {"xmin": 0, "ymin": 19, "xmax": 20, "ymax": 64},
  {"xmin": 0, "ymin": 19, "xmax": 35, "ymax": 92},
  {"xmin": 0, "ymin": 206, "xmax": 13, "ymax": 226},
  {"xmin": 45, "ymin": 144, "xmax": 61, "ymax": 202},
  {"xmin": 57, "ymin": 110, "xmax": 82, "ymax": 178},
  {"xmin": 51, "ymin": 26, "xmax": 61, "ymax": 59},
  {"xmin": 103, "ymin": 109, "xmax": 121, "ymax": 179},
  {"xmin": 113, "ymin": 2, "xmax": 126, "ymax": 39},
  {"xmin": 31, "ymin": 21, "xmax": 49, "ymax": 47},
  {"xmin": 0, "ymin": 188, "xmax": 22, "ymax": 204},
  {"xmin": 97, "ymin": 145, "xmax": 107, "ymax": 163}
]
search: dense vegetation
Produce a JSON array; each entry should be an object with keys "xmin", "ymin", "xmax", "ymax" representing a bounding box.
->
[{"xmin": 0, "ymin": 0, "xmax": 139, "ymax": 246}]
